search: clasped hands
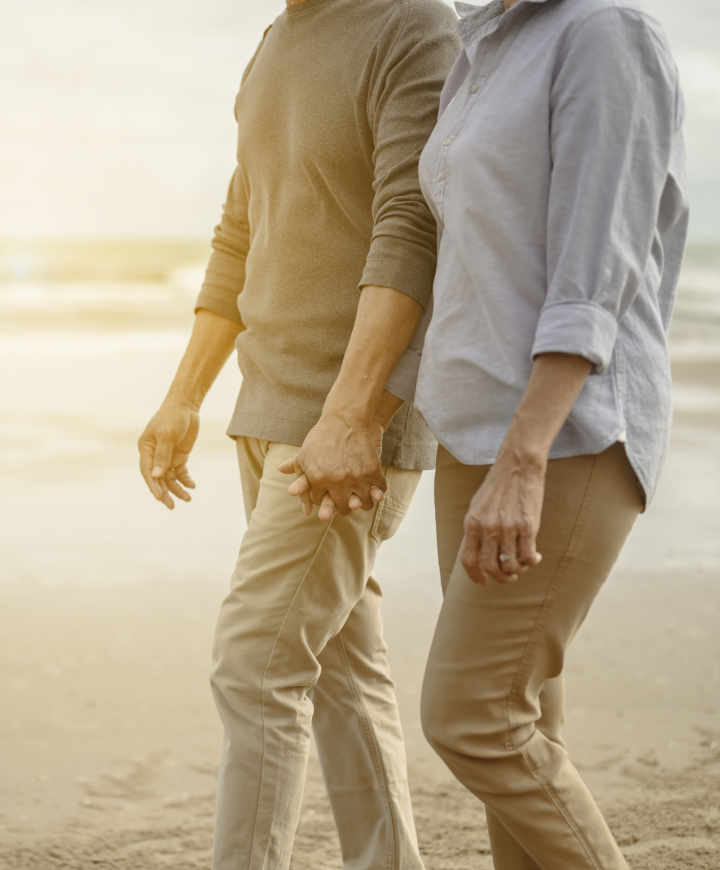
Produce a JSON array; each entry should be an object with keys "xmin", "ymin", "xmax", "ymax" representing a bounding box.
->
[
  {"xmin": 279, "ymin": 409, "xmax": 387, "ymax": 522},
  {"xmin": 279, "ymin": 411, "xmax": 545, "ymax": 589}
]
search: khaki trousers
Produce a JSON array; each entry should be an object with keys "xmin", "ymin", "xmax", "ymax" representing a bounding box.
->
[
  {"xmin": 211, "ymin": 437, "xmax": 423, "ymax": 870},
  {"xmin": 422, "ymin": 442, "xmax": 643, "ymax": 870}
]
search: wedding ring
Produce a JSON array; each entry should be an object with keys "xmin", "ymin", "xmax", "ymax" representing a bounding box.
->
[{"xmin": 498, "ymin": 553, "xmax": 517, "ymax": 563}]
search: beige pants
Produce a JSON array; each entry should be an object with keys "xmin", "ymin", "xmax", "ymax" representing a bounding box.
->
[
  {"xmin": 211, "ymin": 437, "xmax": 423, "ymax": 870},
  {"xmin": 422, "ymin": 442, "xmax": 644, "ymax": 870}
]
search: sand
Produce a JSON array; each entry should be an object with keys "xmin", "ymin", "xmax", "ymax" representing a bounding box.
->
[{"xmin": 1, "ymin": 293, "xmax": 719, "ymax": 868}]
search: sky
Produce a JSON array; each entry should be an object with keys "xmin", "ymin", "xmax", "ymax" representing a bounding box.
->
[{"xmin": 2, "ymin": 0, "xmax": 719, "ymax": 241}]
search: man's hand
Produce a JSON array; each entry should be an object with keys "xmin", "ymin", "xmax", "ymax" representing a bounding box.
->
[
  {"xmin": 136, "ymin": 309, "xmax": 241, "ymax": 511},
  {"xmin": 138, "ymin": 402, "xmax": 200, "ymax": 510},
  {"xmin": 279, "ymin": 413, "xmax": 386, "ymax": 521}
]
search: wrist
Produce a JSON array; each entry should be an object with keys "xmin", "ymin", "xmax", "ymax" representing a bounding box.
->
[
  {"xmin": 495, "ymin": 439, "xmax": 548, "ymax": 474},
  {"xmin": 320, "ymin": 404, "xmax": 373, "ymax": 429},
  {"xmin": 163, "ymin": 388, "xmax": 202, "ymax": 414}
]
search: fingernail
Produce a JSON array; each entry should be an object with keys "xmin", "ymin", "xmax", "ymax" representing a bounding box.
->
[{"xmin": 152, "ymin": 467, "xmax": 162, "ymax": 478}]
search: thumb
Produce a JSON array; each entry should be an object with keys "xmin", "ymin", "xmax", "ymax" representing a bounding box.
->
[
  {"xmin": 278, "ymin": 455, "xmax": 298, "ymax": 475},
  {"xmin": 152, "ymin": 435, "xmax": 175, "ymax": 478}
]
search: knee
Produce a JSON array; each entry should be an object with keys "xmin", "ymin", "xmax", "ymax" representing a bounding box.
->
[
  {"xmin": 209, "ymin": 600, "xmax": 321, "ymax": 713},
  {"xmin": 420, "ymin": 676, "xmax": 469, "ymax": 761},
  {"xmin": 209, "ymin": 622, "xmax": 259, "ymax": 708},
  {"xmin": 421, "ymin": 676, "xmax": 518, "ymax": 778}
]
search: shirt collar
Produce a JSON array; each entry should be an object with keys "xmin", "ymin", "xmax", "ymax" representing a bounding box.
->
[{"xmin": 454, "ymin": 0, "xmax": 551, "ymax": 41}]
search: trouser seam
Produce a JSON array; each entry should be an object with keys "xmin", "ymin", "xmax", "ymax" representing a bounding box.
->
[
  {"xmin": 247, "ymin": 513, "xmax": 339, "ymax": 869},
  {"xmin": 519, "ymin": 746, "xmax": 604, "ymax": 870},
  {"xmin": 334, "ymin": 629, "xmax": 397, "ymax": 870}
]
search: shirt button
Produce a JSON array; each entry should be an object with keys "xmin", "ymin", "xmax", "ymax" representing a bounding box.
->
[
  {"xmin": 471, "ymin": 83, "xmax": 479, "ymax": 93},
  {"xmin": 443, "ymin": 136, "xmax": 453, "ymax": 146}
]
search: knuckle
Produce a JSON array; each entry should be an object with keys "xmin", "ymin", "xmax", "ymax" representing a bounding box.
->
[{"xmin": 518, "ymin": 518, "xmax": 533, "ymax": 536}]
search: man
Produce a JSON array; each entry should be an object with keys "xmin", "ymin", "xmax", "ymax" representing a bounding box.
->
[{"xmin": 137, "ymin": 1, "xmax": 460, "ymax": 868}]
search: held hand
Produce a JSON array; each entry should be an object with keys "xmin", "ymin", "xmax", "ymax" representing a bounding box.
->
[
  {"xmin": 461, "ymin": 451, "xmax": 545, "ymax": 586},
  {"xmin": 279, "ymin": 416, "xmax": 386, "ymax": 521},
  {"xmin": 138, "ymin": 402, "xmax": 200, "ymax": 510}
]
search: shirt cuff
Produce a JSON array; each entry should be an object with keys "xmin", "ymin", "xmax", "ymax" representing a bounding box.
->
[
  {"xmin": 531, "ymin": 300, "xmax": 619, "ymax": 375},
  {"xmin": 360, "ymin": 235, "xmax": 435, "ymax": 309},
  {"xmin": 385, "ymin": 346, "xmax": 422, "ymax": 402}
]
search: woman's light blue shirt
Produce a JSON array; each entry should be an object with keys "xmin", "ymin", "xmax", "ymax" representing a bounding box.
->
[{"xmin": 388, "ymin": 0, "xmax": 689, "ymax": 502}]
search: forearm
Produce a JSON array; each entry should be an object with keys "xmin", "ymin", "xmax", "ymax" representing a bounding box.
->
[
  {"xmin": 498, "ymin": 353, "xmax": 593, "ymax": 467},
  {"xmin": 165, "ymin": 308, "xmax": 242, "ymax": 410},
  {"xmin": 323, "ymin": 285, "xmax": 424, "ymax": 426}
]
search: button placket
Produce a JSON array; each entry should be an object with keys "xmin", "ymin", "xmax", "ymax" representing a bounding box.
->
[{"xmin": 432, "ymin": 31, "xmax": 503, "ymax": 220}]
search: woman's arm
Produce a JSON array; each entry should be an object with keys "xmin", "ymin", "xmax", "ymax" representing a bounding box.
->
[{"xmin": 460, "ymin": 352, "xmax": 592, "ymax": 587}]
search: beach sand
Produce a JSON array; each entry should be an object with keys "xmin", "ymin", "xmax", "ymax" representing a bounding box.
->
[{"xmin": 1, "ymin": 284, "xmax": 719, "ymax": 868}]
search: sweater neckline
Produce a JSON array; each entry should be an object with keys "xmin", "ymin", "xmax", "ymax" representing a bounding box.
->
[{"xmin": 285, "ymin": 0, "xmax": 340, "ymax": 17}]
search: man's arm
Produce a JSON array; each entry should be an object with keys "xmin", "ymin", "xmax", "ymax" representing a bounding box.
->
[
  {"xmin": 137, "ymin": 309, "xmax": 241, "ymax": 509},
  {"xmin": 279, "ymin": 285, "xmax": 424, "ymax": 519},
  {"xmin": 280, "ymin": 8, "xmax": 460, "ymax": 518}
]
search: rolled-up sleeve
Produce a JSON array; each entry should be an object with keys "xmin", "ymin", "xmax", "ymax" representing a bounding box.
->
[
  {"xmin": 531, "ymin": 8, "xmax": 679, "ymax": 374},
  {"xmin": 360, "ymin": 6, "xmax": 460, "ymax": 307},
  {"xmin": 194, "ymin": 169, "xmax": 249, "ymax": 327}
]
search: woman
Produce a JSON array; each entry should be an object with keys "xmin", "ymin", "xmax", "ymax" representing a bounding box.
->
[{"xmin": 394, "ymin": 0, "xmax": 689, "ymax": 867}]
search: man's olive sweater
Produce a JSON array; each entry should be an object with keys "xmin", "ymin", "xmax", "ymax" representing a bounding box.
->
[{"xmin": 195, "ymin": 0, "xmax": 460, "ymax": 469}]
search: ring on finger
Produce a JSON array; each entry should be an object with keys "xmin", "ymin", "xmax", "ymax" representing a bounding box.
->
[{"xmin": 498, "ymin": 552, "xmax": 518, "ymax": 563}]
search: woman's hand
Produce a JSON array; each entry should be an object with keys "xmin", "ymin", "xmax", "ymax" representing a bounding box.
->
[
  {"xmin": 461, "ymin": 449, "xmax": 545, "ymax": 586},
  {"xmin": 460, "ymin": 352, "xmax": 593, "ymax": 586}
]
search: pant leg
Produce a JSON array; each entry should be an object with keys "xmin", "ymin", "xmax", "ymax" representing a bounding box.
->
[
  {"xmin": 433, "ymin": 445, "xmax": 563, "ymax": 870},
  {"xmin": 310, "ymin": 463, "xmax": 423, "ymax": 870},
  {"xmin": 312, "ymin": 572, "xmax": 422, "ymax": 870},
  {"xmin": 423, "ymin": 443, "xmax": 643, "ymax": 870},
  {"xmin": 211, "ymin": 438, "xmax": 422, "ymax": 870}
]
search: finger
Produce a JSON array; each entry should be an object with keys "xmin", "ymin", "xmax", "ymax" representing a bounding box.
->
[
  {"xmin": 151, "ymin": 436, "xmax": 175, "ymax": 479},
  {"xmin": 479, "ymin": 534, "xmax": 515, "ymax": 585},
  {"xmin": 278, "ymin": 456, "xmax": 298, "ymax": 475},
  {"xmin": 288, "ymin": 475, "xmax": 310, "ymax": 497},
  {"xmin": 369, "ymin": 485, "xmax": 384, "ymax": 503},
  {"xmin": 318, "ymin": 493, "xmax": 336, "ymax": 523},
  {"xmin": 287, "ymin": 474, "xmax": 314, "ymax": 515},
  {"xmin": 139, "ymin": 444, "xmax": 163, "ymax": 500},
  {"xmin": 166, "ymin": 478, "xmax": 192, "ymax": 503},
  {"xmin": 460, "ymin": 533, "xmax": 488, "ymax": 587},
  {"xmin": 174, "ymin": 463, "xmax": 196, "ymax": 490},
  {"xmin": 350, "ymin": 488, "xmax": 375, "ymax": 512},
  {"xmin": 518, "ymin": 526, "xmax": 543, "ymax": 569},
  {"xmin": 157, "ymin": 477, "xmax": 175, "ymax": 510},
  {"xmin": 300, "ymin": 491, "xmax": 314, "ymax": 515},
  {"xmin": 498, "ymin": 529, "xmax": 523, "ymax": 580},
  {"xmin": 298, "ymin": 479, "xmax": 314, "ymax": 517}
]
